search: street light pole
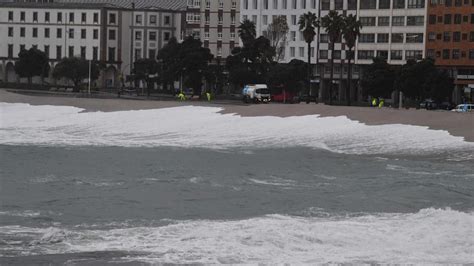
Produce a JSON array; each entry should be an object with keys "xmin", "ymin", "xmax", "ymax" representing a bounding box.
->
[{"xmin": 88, "ymin": 59, "xmax": 91, "ymax": 95}]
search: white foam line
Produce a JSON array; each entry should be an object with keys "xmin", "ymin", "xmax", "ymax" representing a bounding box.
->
[{"xmin": 1, "ymin": 103, "xmax": 472, "ymax": 155}]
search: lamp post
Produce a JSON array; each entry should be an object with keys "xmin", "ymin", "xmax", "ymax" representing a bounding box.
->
[{"xmin": 88, "ymin": 59, "xmax": 91, "ymax": 95}]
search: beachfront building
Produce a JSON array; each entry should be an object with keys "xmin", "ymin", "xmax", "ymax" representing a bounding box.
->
[
  {"xmin": 425, "ymin": 0, "xmax": 474, "ymax": 102},
  {"xmin": 240, "ymin": 0, "xmax": 427, "ymax": 100},
  {"xmin": 0, "ymin": 0, "xmax": 185, "ymax": 88},
  {"xmin": 185, "ymin": 0, "xmax": 240, "ymax": 60}
]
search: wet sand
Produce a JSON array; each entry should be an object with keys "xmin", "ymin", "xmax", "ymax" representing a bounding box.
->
[{"xmin": 1, "ymin": 89, "xmax": 473, "ymax": 142}]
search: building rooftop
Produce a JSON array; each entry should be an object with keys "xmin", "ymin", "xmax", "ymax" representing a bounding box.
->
[{"xmin": 0, "ymin": 0, "xmax": 187, "ymax": 10}]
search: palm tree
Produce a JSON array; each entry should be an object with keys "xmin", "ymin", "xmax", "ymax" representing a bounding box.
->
[
  {"xmin": 321, "ymin": 10, "xmax": 344, "ymax": 104},
  {"xmin": 342, "ymin": 14, "xmax": 362, "ymax": 106},
  {"xmin": 298, "ymin": 12, "xmax": 319, "ymax": 96},
  {"xmin": 238, "ymin": 19, "xmax": 256, "ymax": 48}
]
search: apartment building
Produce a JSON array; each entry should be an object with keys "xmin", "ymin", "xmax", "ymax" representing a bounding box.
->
[
  {"xmin": 241, "ymin": 0, "xmax": 427, "ymax": 99},
  {"xmin": 425, "ymin": 0, "xmax": 474, "ymax": 102},
  {"xmin": 0, "ymin": 0, "xmax": 185, "ymax": 88},
  {"xmin": 185, "ymin": 0, "xmax": 240, "ymax": 59}
]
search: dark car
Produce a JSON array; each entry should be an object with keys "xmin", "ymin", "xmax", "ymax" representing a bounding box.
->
[
  {"xmin": 439, "ymin": 102, "xmax": 453, "ymax": 110},
  {"xmin": 419, "ymin": 99, "xmax": 438, "ymax": 110},
  {"xmin": 297, "ymin": 95, "xmax": 318, "ymax": 104}
]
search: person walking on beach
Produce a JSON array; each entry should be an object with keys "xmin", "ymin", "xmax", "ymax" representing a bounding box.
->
[
  {"xmin": 372, "ymin": 97, "xmax": 378, "ymax": 107},
  {"xmin": 206, "ymin": 92, "xmax": 211, "ymax": 102},
  {"xmin": 378, "ymin": 98, "xmax": 384, "ymax": 108},
  {"xmin": 178, "ymin": 91, "xmax": 186, "ymax": 101}
]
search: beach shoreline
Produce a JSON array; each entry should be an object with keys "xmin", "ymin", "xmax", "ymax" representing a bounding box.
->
[{"xmin": 1, "ymin": 89, "xmax": 473, "ymax": 142}]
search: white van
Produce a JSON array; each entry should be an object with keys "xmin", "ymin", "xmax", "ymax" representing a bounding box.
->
[
  {"xmin": 452, "ymin": 104, "xmax": 474, "ymax": 112},
  {"xmin": 242, "ymin": 84, "xmax": 271, "ymax": 103}
]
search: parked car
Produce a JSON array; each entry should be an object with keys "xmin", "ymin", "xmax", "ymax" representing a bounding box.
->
[
  {"xmin": 452, "ymin": 103, "xmax": 474, "ymax": 112},
  {"xmin": 439, "ymin": 102, "xmax": 454, "ymax": 110},
  {"xmin": 297, "ymin": 95, "xmax": 318, "ymax": 104},
  {"xmin": 271, "ymin": 91, "xmax": 297, "ymax": 103},
  {"xmin": 419, "ymin": 99, "xmax": 438, "ymax": 110}
]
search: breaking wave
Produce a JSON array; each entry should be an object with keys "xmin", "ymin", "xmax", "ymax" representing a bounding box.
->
[
  {"xmin": 0, "ymin": 208, "xmax": 472, "ymax": 264},
  {"xmin": 0, "ymin": 103, "xmax": 473, "ymax": 155}
]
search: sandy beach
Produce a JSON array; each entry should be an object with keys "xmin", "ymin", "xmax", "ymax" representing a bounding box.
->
[{"xmin": 1, "ymin": 89, "xmax": 473, "ymax": 142}]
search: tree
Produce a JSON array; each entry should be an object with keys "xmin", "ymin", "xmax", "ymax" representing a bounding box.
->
[
  {"xmin": 157, "ymin": 37, "xmax": 181, "ymax": 92},
  {"xmin": 52, "ymin": 57, "xmax": 100, "ymax": 91},
  {"xmin": 267, "ymin": 59, "xmax": 308, "ymax": 98},
  {"xmin": 342, "ymin": 14, "xmax": 362, "ymax": 106},
  {"xmin": 133, "ymin": 58, "xmax": 159, "ymax": 96},
  {"xmin": 266, "ymin": 15, "xmax": 289, "ymax": 62},
  {"xmin": 361, "ymin": 57, "xmax": 396, "ymax": 98},
  {"xmin": 14, "ymin": 47, "xmax": 50, "ymax": 87},
  {"xmin": 238, "ymin": 19, "xmax": 257, "ymax": 48},
  {"xmin": 321, "ymin": 10, "xmax": 344, "ymax": 104},
  {"xmin": 298, "ymin": 12, "xmax": 319, "ymax": 96}
]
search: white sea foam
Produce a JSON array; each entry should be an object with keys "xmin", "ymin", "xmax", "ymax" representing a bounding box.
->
[
  {"xmin": 1, "ymin": 103, "xmax": 473, "ymax": 154},
  {"xmin": 0, "ymin": 208, "xmax": 472, "ymax": 263}
]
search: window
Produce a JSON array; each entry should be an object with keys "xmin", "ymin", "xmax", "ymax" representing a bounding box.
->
[
  {"xmin": 377, "ymin": 33, "xmax": 389, "ymax": 43},
  {"xmin": 81, "ymin": 13, "xmax": 86, "ymax": 23},
  {"xmin": 426, "ymin": 49, "xmax": 435, "ymax": 59},
  {"xmin": 406, "ymin": 33, "xmax": 423, "ymax": 43},
  {"xmin": 282, "ymin": 0, "xmax": 288, "ymax": 8},
  {"xmin": 93, "ymin": 47, "xmax": 98, "ymax": 60},
  {"xmin": 358, "ymin": 50, "xmax": 374, "ymax": 60},
  {"xmin": 429, "ymin": 15, "xmax": 436, "ymax": 24},
  {"xmin": 230, "ymin": 32, "xmax": 236, "ymax": 39},
  {"xmin": 453, "ymin": 31, "xmax": 461, "ymax": 41},
  {"xmin": 292, "ymin": 0, "xmax": 297, "ymax": 8},
  {"xmin": 20, "ymin": 27, "xmax": 25, "ymax": 37},
  {"xmin": 57, "ymin": 28, "xmax": 62, "ymax": 38},
  {"xmin": 8, "ymin": 11, "xmax": 13, "ymax": 21},
  {"xmin": 8, "ymin": 44, "xmax": 13, "ymax": 58},
  {"xmin": 407, "ymin": 0, "xmax": 424, "ymax": 7},
  {"xmin": 56, "ymin": 46, "xmax": 62, "ymax": 59},
  {"xmin": 290, "ymin": 47, "xmax": 295, "ymax": 57},
  {"xmin": 20, "ymin": 45, "xmax": 25, "ymax": 51},
  {"xmin": 378, "ymin": 16, "xmax": 390, "ymax": 26},
  {"xmin": 136, "ymin": 15, "xmax": 142, "ymax": 24},
  {"xmin": 444, "ymin": 14, "xmax": 451, "ymax": 24},
  {"xmin": 379, "ymin": 0, "xmax": 391, "ymax": 8},
  {"xmin": 69, "ymin": 28, "xmax": 74, "ymax": 39},
  {"xmin": 454, "ymin": 14, "xmax": 461, "ymax": 24},
  {"xmin": 93, "ymin": 13, "xmax": 99, "ymax": 23},
  {"xmin": 393, "ymin": 0, "xmax": 405, "ymax": 7},
  {"xmin": 149, "ymin": 49, "xmax": 156, "ymax": 59},
  {"xmin": 81, "ymin": 29, "xmax": 86, "ymax": 39},
  {"xmin": 45, "ymin": 12, "xmax": 50, "ymax": 22},
  {"xmin": 291, "ymin": 15, "xmax": 297, "ymax": 25},
  {"xmin": 263, "ymin": 15, "xmax": 268, "ymax": 25},
  {"xmin": 264, "ymin": 0, "xmax": 269, "ymax": 8},
  {"xmin": 471, "ymin": 32, "xmax": 474, "ymax": 42},
  {"xmin": 204, "ymin": 31, "xmax": 210, "ymax": 39},
  {"xmin": 218, "ymin": 32, "xmax": 223, "ymax": 40},
  {"xmin": 452, "ymin": 49, "xmax": 460, "ymax": 59},
  {"xmin": 377, "ymin": 50, "xmax": 388, "ymax": 59},
  {"xmin": 443, "ymin": 31, "xmax": 451, "ymax": 41},
  {"xmin": 428, "ymin": 32, "xmax": 436, "ymax": 41},
  {"xmin": 273, "ymin": 0, "xmax": 279, "ymax": 8},
  {"xmin": 108, "ymin": 47, "xmax": 115, "ymax": 61},
  {"xmin": 135, "ymin": 31, "xmax": 142, "ymax": 41},
  {"xmin": 21, "ymin": 12, "xmax": 25, "ymax": 21},
  {"xmin": 150, "ymin": 15, "xmax": 157, "ymax": 25},
  {"xmin": 80, "ymin": 46, "xmax": 86, "ymax": 59},
  {"xmin": 299, "ymin": 47, "xmax": 304, "ymax": 57},
  {"xmin": 442, "ymin": 49, "xmax": 450, "ymax": 59},
  {"xmin": 437, "ymin": 16, "xmax": 442, "ymax": 23},
  {"xmin": 320, "ymin": 50, "xmax": 328, "ymax": 59},
  {"xmin": 149, "ymin": 31, "xmax": 156, "ymax": 41},
  {"xmin": 390, "ymin": 50, "xmax": 402, "ymax": 60},
  {"xmin": 218, "ymin": 15, "xmax": 223, "ymax": 24},
  {"xmin": 8, "ymin": 27, "xmax": 13, "ymax": 37},
  {"xmin": 164, "ymin": 32, "xmax": 171, "ymax": 41},
  {"xmin": 322, "ymin": 0, "xmax": 330, "ymax": 9},
  {"xmin": 109, "ymin": 29, "xmax": 116, "ymax": 40},
  {"xmin": 335, "ymin": 0, "xmax": 343, "ymax": 9},
  {"xmin": 333, "ymin": 50, "xmax": 341, "ymax": 59},
  {"xmin": 469, "ymin": 49, "xmax": 474, "ymax": 59},
  {"xmin": 360, "ymin": 17, "xmax": 376, "ymax": 26},
  {"xmin": 407, "ymin": 16, "xmax": 424, "ymax": 25},
  {"xmin": 348, "ymin": 0, "xmax": 357, "ymax": 9},
  {"xmin": 391, "ymin": 33, "xmax": 404, "ymax": 42},
  {"xmin": 45, "ymin": 28, "xmax": 50, "ymax": 38},
  {"xmin": 320, "ymin": 34, "xmax": 328, "ymax": 43},
  {"xmin": 164, "ymin": 15, "xmax": 171, "ymax": 25},
  {"xmin": 360, "ymin": 0, "xmax": 377, "ymax": 8},
  {"xmin": 359, "ymin": 33, "xmax": 375, "ymax": 43},
  {"xmin": 33, "ymin": 12, "xmax": 38, "ymax": 22},
  {"xmin": 109, "ymin": 13, "xmax": 116, "ymax": 24},
  {"xmin": 68, "ymin": 46, "xmax": 74, "ymax": 57},
  {"xmin": 392, "ymin": 16, "xmax": 405, "ymax": 26},
  {"xmin": 406, "ymin": 50, "xmax": 422, "ymax": 60},
  {"xmin": 93, "ymin": 29, "xmax": 98, "ymax": 39},
  {"xmin": 57, "ymin": 12, "xmax": 62, "ymax": 23},
  {"xmin": 69, "ymin": 12, "xmax": 74, "ymax": 23}
]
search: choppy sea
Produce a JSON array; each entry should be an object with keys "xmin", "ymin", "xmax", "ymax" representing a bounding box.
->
[{"xmin": 0, "ymin": 103, "xmax": 473, "ymax": 264}]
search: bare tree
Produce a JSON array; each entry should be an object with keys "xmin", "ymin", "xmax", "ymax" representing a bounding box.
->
[{"xmin": 266, "ymin": 16, "xmax": 289, "ymax": 62}]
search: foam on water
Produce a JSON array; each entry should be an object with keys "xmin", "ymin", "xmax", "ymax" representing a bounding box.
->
[
  {"xmin": 1, "ymin": 103, "xmax": 473, "ymax": 155},
  {"xmin": 0, "ymin": 208, "xmax": 472, "ymax": 263}
]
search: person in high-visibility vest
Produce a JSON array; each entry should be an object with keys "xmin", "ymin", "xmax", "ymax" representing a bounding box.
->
[
  {"xmin": 206, "ymin": 92, "xmax": 211, "ymax": 102},
  {"xmin": 378, "ymin": 99, "xmax": 384, "ymax": 108},
  {"xmin": 372, "ymin": 98, "xmax": 377, "ymax": 107},
  {"xmin": 178, "ymin": 92, "xmax": 186, "ymax": 101}
]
